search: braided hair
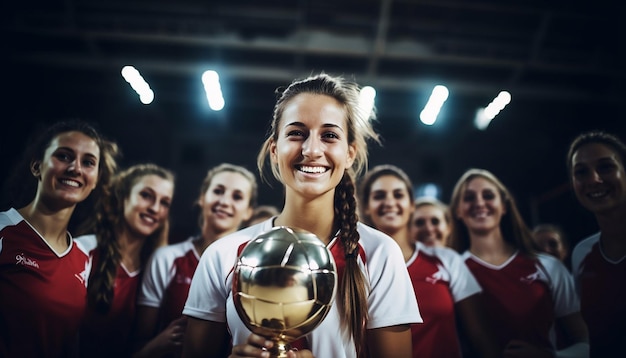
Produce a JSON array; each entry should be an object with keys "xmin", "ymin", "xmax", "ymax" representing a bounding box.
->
[
  {"xmin": 86, "ymin": 163, "xmax": 175, "ymax": 313},
  {"xmin": 257, "ymin": 73, "xmax": 380, "ymax": 355}
]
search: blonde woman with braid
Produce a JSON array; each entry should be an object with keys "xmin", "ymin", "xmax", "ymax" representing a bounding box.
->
[
  {"xmin": 74, "ymin": 163, "xmax": 175, "ymax": 358},
  {"xmin": 182, "ymin": 73, "xmax": 421, "ymax": 358},
  {"xmin": 133, "ymin": 163, "xmax": 257, "ymax": 357}
]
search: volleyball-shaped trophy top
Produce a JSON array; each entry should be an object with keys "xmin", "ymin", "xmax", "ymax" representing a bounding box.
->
[{"xmin": 232, "ymin": 226, "xmax": 337, "ymax": 355}]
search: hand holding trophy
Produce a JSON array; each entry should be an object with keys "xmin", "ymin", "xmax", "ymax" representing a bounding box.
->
[{"xmin": 232, "ymin": 226, "xmax": 337, "ymax": 358}]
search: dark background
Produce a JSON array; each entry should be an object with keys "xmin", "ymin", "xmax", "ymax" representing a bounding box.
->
[{"xmin": 4, "ymin": 0, "xmax": 625, "ymax": 249}]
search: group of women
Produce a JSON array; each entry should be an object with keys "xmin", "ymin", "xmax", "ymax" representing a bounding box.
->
[{"xmin": 0, "ymin": 72, "xmax": 623, "ymax": 358}]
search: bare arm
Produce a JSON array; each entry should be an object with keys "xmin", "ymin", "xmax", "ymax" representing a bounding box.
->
[
  {"xmin": 181, "ymin": 316, "xmax": 231, "ymax": 358},
  {"xmin": 455, "ymin": 294, "xmax": 501, "ymax": 358},
  {"xmin": 132, "ymin": 306, "xmax": 159, "ymax": 355},
  {"xmin": 366, "ymin": 324, "xmax": 412, "ymax": 358},
  {"xmin": 556, "ymin": 312, "xmax": 589, "ymax": 345},
  {"xmin": 132, "ymin": 306, "xmax": 187, "ymax": 358}
]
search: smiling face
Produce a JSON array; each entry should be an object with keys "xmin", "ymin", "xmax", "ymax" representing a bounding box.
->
[
  {"xmin": 270, "ymin": 93, "xmax": 356, "ymax": 200},
  {"xmin": 200, "ymin": 170, "xmax": 253, "ymax": 236},
  {"xmin": 34, "ymin": 131, "xmax": 101, "ymax": 209},
  {"xmin": 410, "ymin": 204, "xmax": 450, "ymax": 247},
  {"xmin": 455, "ymin": 176, "xmax": 506, "ymax": 236},
  {"xmin": 123, "ymin": 174, "xmax": 174, "ymax": 238},
  {"xmin": 571, "ymin": 142, "xmax": 626, "ymax": 215},
  {"xmin": 364, "ymin": 174, "xmax": 413, "ymax": 236}
]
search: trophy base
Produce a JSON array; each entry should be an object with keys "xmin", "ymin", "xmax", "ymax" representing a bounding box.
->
[{"xmin": 268, "ymin": 341, "xmax": 291, "ymax": 358}]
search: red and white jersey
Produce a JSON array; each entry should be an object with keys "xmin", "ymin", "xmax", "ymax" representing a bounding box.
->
[
  {"xmin": 0, "ymin": 208, "xmax": 91, "ymax": 358},
  {"xmin": 74, "ymin": 234, "xmax": 142, "ymax": 358},
  {"xmin": 408, "ymin": 242, "xmax": 481, "ymax": 357},
  {"xmin": 138, "ymin": 236, "xmax": 200, "ymax": 327},
  {"xmin": 462, "ymin": 250, "xmax": 579, "ymax": 352},
  {"xmin": 184, "ymin": 219, "xmax": 422, "ymax": 358},
  {"xmin": 571, "ymin": 232, "xmax": 626, "ymax": 357}
]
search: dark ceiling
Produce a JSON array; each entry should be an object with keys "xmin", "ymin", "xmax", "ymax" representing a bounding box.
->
[{"xmin": 4, "ymin": 0, "xmax": 625, "ymax": 242}]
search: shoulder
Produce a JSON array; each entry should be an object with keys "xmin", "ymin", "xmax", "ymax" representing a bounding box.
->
[
  {"xmin": 0, "ymin": 208, "xmax": 23, "ymax": 230},
  {"xmin": 536, "ymin": 252, "xmax": 568, "ymax": 273},
  {"xmin": 153, "ymin": 237, "xmax": 195, "ymax": 259},
  {"xmin": 356, "ymin": 222, "xmax": 396, "ymax": 246},
  {"xmin": 572, "ymin": 232, "xmax": 600, "ymax": 258},
  {"xmin": 73, "ymin": 234, "xmax": 97, "ymax": 255},
  {"xmin": 202, "ymin": 221, "xmax": 274, "ymax": 262},
  {"xmin": 571, "ymin": 232, "xmax": 601, "ymax": 273},
  {"xmin": 425, "ymin": 244, "xmax": 462, "ymax": 260}
]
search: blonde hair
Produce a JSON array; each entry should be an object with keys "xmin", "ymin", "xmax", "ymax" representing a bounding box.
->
[
  {"xmin": 86, "ymin": 163, "xmax": 175, "ymax": 313},
  {"xmin": 448, "ymin": 168, "xmax": 536, "ymax": 256}
]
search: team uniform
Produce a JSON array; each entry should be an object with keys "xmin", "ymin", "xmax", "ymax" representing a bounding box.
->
[
  {"xmin": 73, "ymin": 234, "xmax": 142, "ymax": 358},
  {"xmin": 138, "ymin": 236, "xmax": 201, "ymax": 329},
  {"xmin": 184, "ymin": 219, "xmax": 422, "ymax": 358},
  {"xmin": 462, "ymin": 250, "xmax": 579, "ymax": 353},
  {"xmin": 571, "ymin": 232, "xmax": 626, "ymax": 357},
  {"xmin": 408, "ymin": 242, "xmax": 482, "ymax": 357},
  {"xmin": 0, "ymin": 208, "xmax": 91, "ymax": 358}
]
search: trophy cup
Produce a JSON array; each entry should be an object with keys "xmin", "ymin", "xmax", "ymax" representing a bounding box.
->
[{"xmin": 232, "ymin": 226, "xmax": 337, "ymax": 357}]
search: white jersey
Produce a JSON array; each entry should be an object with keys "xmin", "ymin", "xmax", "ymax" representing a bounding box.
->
[
  {"xmin": 184, "ymin": 219, "xmax": 422, "ymax": 358},
  {"xmin": 138, "ymin": 237, "xmax": 199, "ymax": 308}
]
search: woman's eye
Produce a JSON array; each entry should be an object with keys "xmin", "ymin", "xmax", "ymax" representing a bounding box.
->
[
  {"xmin": 322, "ymin": 132, "xmax": 339, "ymax": 140},
  {"xmin": 597, "ymin": 163, "xmax": 617, "ymax": 173},
  {"xmin": 483, "ymin": 192, "xmax": 495, "ymax": 200},
  {"xmin": 286, "ymin": 130, "xmax": 305, "ymax": 137},
  {"xmin": 82, "ymin": 159, "xmax": 97, "ymax": 168},
  {"xmin": 372, "ymin": 192, "xmax": 386, "ymax": 201},
  {"xmin": 55, "ymin": 153, "xmax": 72, "ymax": 162}
]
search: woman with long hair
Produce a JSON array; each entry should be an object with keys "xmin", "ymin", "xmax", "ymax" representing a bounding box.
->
[
  {"xmin": 75, "ymin": 163, "xmax": 175, "ymax": 357},
  {"xmin": 449, "ymin": 168, "xmax": 589, "ymax": 357},
  {"xmin": 181, "ymin": 73, "xmax": 421, "ymax": 358},
  {"xmin": 133, "ymin": 163, "xmax": 257, "ymax": 357},
  {"xmin": 567, "ymin": 130, "xmax": 626, "ymax": 357},
  {"xmin": 0, "ymin": 119, "xmax": 119, "ymax": 357},
  {"xmin": 359, "ymin": 164, "xmax": 498, "ymax": 358}
]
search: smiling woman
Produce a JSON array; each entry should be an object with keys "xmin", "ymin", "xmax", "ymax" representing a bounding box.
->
[
  {"xmin": 449, "ymin": 168, "xmax": 590, "ymax": 358},
  {"xmin": 567, "ymin": 130, "xmax": 626, "ymax": 357},
  {"xmin": 133, "ymin": 163, "xmax": 258, "ymax": 358},
  {"xmin": 0, "ymin": 119, "xmax": 120, "ymax": 358},
  {"xmin": 74, "ymin": 163, "xmax": 175, "ymax": 358},
  {"xmin": 181, "ymin": 73, "xmax": 422, "ymax": 358}
]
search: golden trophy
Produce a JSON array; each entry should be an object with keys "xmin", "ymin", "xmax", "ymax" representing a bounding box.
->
[{"xmin": 232, "ymin": 226, "xmax": 337, "ymax": 357}]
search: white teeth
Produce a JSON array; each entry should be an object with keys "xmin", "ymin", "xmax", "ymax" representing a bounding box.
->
[
  {"xmin": 141, "ymin": 215, "xmax": 156, "ymax": 223},
  {"xmin": 588, "ymin": 191, "xmax": 607, "ymax": 198},
  {"xmin": 299, "ymin": 165, "xmax": 327, "ymax": 174},
  {"xmin": 61, "ymin": 180, "xmax": 80, "ymax": 187}
]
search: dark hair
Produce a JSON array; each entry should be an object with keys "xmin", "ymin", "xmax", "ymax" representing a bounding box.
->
[
  {"xmin": 449, "ymin": 168, "xmax": 536, "ymax": 256},
  {"xmin": 85, "ymin": 163, "xmax": 175, "ymax": 313},
  {"xmin": 256, "ymin": 73, "xmax": 380, "ymax": 355},
  {"xmin": 195, "ymin": 163, "xmax": 258, "ymax": 229},
  {"xmin": 1, "ymin": 119, "xmax": 120, "ymax": 224},
  {"xmin": 566, "ymin": 130, "xmax": 626, "ymax": 174},
  {"xmin": 358, "ymin": 164, "xmax": 414, "ymax": 226}
]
